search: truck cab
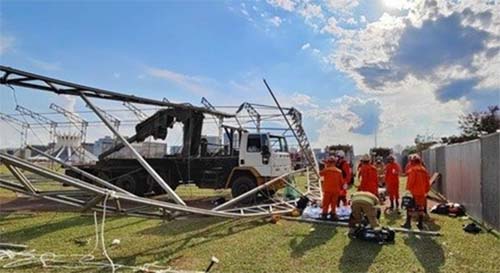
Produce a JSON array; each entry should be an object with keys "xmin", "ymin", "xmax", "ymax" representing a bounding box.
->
[{"xmin": 226, "ymin": 132, "xmax": 293, "ymax": 200}]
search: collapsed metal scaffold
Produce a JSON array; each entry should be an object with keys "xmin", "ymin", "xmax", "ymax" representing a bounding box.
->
[{"xmin": 0, "ymin": 66, "xmax": 319, "ymax": 219}]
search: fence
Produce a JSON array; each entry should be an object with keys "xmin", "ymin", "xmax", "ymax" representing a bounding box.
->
[{"xmin": 422, "ymin": 132, "xmax": 500, "ymax": 231}]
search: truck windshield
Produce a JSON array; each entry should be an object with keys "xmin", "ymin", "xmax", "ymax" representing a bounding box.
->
[{"xmin": 269, "ymin": 135, "xmax": 288, "ymax": 153}]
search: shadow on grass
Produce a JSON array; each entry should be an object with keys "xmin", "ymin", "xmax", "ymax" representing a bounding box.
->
[
  {"xmin": 1, "ymin": 214, "xmax": 118, "ymax": 242},
  {"xmin": 338, "ymin": 239, "xmax": 382, "ymax": 273},
  {"xmin": 290, "ymin": 224, "xmax": 337, "ymax": 257},
  {"xmin": 404, "ymin": 235, "xmax": 445, "ymax": 273},
  {"xmin": 384, "ymin": 209, "xmax": 403, "ymax": 226},
  {"xmin": 113, "ymin": 217, "xmax": 268, "ymax": 264},
  {"xmin": 139, "ymin": 216, "xmax": 225, "ymax": 236}
]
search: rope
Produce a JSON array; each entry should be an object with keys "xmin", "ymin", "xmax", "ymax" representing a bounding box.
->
[{"xmin": 0, "ymin": 190, "xmax": 204, "ymax": 272}]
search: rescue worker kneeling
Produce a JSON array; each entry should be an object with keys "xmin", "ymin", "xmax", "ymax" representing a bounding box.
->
[
  {"xmin": 320, "ymin": 156, "xmax": 343, "ymax": 221},
  {"xmin": 348, "ymin": 191, "xmax": 380, "ymax": 232},
  {"xmin": 348, "ymin": 191, "xmax": 395, "ymax": 244}
]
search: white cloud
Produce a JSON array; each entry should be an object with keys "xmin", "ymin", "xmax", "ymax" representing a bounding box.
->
[
  {"xmin": 332, "ymin": 2, "xmax": 500, "ymax": 107},
  {"xmin": 343, "ymin": 17, "xmax": 358, "ymax": 25},
  {"xmin": 360, "ymin": 15, "xmax": 367, "ymax": 23},
  {"xmin": 301, "ymin": 43, "xmax": 311, "ymax": 50},
  {"xmin": 267, "ymin": 0, "xmax": 296, "ymax": 12},
  {"xmin": 321, "ymin": 17, "xmax": 346, "ymax": 36},
  {"xmin": 0, "ymin": 35, "xmax": 14, "ymax": 55},
  {"xmin": 298, "ymin": 3, "xmax": 324, "ymax": 20},
  {"xmin": 325, "ymin": 0, "xmax": 359, "ymax": 14},
  {"xmin": 147, "ymin": 67, "xmax": 215, "ymax": 96},
  {"xmin": 290, "ymin": 93, "xmax": 318, "ymax": 108},
  {"xmin": 268, "ymin": 16, "xmax": 283, "ymax": 27}
]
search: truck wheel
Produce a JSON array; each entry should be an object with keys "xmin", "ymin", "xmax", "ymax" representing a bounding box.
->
[
  {"xmin": 116, "ymin": 175, "xmax": 137, "ymax": 194},
  {"xmin": 231, "ymin": 176, "xmax": 257, "ymax": 204}
]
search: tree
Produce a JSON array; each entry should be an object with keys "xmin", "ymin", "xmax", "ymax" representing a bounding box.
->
[{"xmin": 458, "ymin": 105, "xmax": 499, "ymax": 138}]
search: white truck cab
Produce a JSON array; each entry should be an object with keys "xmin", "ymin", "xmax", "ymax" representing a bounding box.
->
[
  {"xmin": 238, "ymin": 132, "xmax": 292, "ymax": 176},
  {"xmin": 226, "ymin": 131, "xmax": 293, "ymax": 200}
]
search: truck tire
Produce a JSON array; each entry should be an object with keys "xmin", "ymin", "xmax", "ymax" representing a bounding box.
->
[
  {"xmin": 116, "ymin": 175, "xmax": 137, "ymax": 195},
  {"xmin": 231, "ymin": 175, "xmax": 257, "ymax": 205}
]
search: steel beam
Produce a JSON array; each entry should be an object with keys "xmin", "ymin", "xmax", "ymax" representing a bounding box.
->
[
  {"xmin": 4, "ymin": 164, "xmax": 38, "ymax": 193},
  {"xmin": 80, "ymin": 93, "xmax": 186, "ymax": 206},
  {"xmin": 213, "ymin": 168, "xmax": 305, "ymax": 211},
  {"xmin": 27, "ymin": 145, "xmax": 134, "ymax": 196}
]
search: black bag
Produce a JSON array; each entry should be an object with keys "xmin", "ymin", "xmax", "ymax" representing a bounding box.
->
[
  {"xmin": 296, "ymin": 196, "xmax": 310, "ymax": 211},
  {"xmin": 354, "ymin": 227, "xmax": 395, "ymax": 244},
  {"xmin": 463, "ymin": 223, "xmax": 481, "ymax": 234}
]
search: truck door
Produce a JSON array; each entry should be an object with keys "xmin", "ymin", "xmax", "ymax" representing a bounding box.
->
[{"xmin": 240, "ymin": 133, "xmax": 272, "ymax": 176}]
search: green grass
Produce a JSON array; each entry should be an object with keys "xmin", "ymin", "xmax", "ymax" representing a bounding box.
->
[
  {"xmin": 0, "ymin": 211, "xmax": 499, "ymax": 273},
  {"xmin": 1, "ymin": 170, "xmax": 499, "ymax": 272}
]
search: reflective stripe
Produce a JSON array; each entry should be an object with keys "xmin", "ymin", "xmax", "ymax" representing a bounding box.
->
[{"xmin": 351, "ymin": 192, "xmax": 378, "ymax": 205}]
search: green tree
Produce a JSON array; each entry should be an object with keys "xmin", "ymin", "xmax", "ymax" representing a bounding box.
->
[{"xmin": 458, "ymin": 105, "xmax": 499, "ymax": 138}]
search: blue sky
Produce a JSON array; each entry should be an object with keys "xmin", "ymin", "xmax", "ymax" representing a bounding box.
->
[{"xmin": 1, "ymin": 0, "xmax": 499, "ymax": 153}]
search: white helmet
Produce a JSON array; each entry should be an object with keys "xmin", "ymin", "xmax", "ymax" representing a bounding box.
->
[{"xmin": 336, "ymin": 150, "xmax": 345, "ymax": 158}]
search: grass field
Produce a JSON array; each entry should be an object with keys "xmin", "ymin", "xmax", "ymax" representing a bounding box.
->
[{"xmin": 1, "ymin": 170, "xmax": 499, "ymax": 272}]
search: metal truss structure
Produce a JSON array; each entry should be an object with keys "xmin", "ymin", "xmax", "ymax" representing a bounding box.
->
[
  {"xmin": 49, "ymin": 103, "xmax": 89, "ymax": 162},
  {"xmin": 87, "ymin": 104, "xmax": 121, "ymax": 132},
  {"xmin": 122, "ymin": 101, "xmax": 148, "ymax": 121},
  {"xmin": 15, "ymin": 105, "xmax": 58, "ymax": 149},
  {"xmin": 0, "ymin": 112, "xmax": 30, "ymax": 148},
  {"xmin": 0, "ymin": 151, "xmax": 306, "ymax": 218},
  {"xmin": 0, "ymin": 66, "xmax": 312, "ymax": 219}
]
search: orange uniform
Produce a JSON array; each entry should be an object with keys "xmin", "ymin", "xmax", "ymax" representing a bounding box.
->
[
  {"xmin": 320, "ymin": 166, "xmax": 343, "ymax": 215},
  {"xmin": 406, "ymin": 164, "xmax": 430, "ymax": 208},
  {"xmin": 358, "ymin": 163, "xmax": 378, "ymax": 196},
  {"xmin": 384, "ymin": 162, "xmax": 401, "ymax": 200},
  {"xmin": 336, "ymin": 159, "xmax": 352, "ymax": 197}
]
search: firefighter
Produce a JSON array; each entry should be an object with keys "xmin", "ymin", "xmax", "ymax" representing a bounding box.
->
[
  {"xmin": 357, "ymin": 154, "xmax": 378, "ymax": 196},
  {"xmin": 401, "ymin": 154, "xmax": 430, "ymax": 230},
  {"xmin": 320, "ymin": 156, "xmax": 343, "ymax": 220},
  {"xmin": 348, "ymin": 191, "xmax": 380, "ymax": 232},
  {"xmin": 385, "ymin": 155, "xmax": 401, "ymax": 211},
  {"xmin": 335, "ymin": 150, "xmax": 352, "ymax": 206},
  {"xmin": 375, "ymin": 156, "xmax": 385, "ymax": 187}
]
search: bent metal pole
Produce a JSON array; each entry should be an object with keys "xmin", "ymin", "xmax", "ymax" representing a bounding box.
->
[
  {"xmin": 213, "ymin": 168, "xmax": 305, "ymax": 211},
  {"xmin": 27, "ymin": 145, "xmax": 134, "ymax": 197},
  {"xmin": 80, "ymin": 93, "xmax": 186, "ymax": 206}
]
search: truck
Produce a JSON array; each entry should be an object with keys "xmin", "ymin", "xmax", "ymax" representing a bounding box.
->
[
  {"xmin": 66, "ymin": 107, "xmax": 293, "ymax": 200},
  {"xmin": 325, "ymin": 144, "xmax": 355, "ymax": 184}
]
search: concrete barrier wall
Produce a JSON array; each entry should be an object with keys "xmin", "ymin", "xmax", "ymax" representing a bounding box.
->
[{"xmin": 423, "ymin": 132, "xmax": 500, "ymax": 230}]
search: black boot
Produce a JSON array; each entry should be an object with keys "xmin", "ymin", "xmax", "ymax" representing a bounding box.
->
[
  {"xmin": 330, "ymin": 213, "xmax": 338, "ymax": 221},
  {"xmin": 321, "ymin": 213, "xmax": 328, "ymax": 220},
  {"xmin": 401, "ymin": 212, "xmax": 411, "ymax": 229},
  {"xmin": 390, "ymin": 200, "xmax": 394, "ymax": 210},
  {"xmin": 417, "ymin": 215, "xmax": 424, "ymax": 230}
]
